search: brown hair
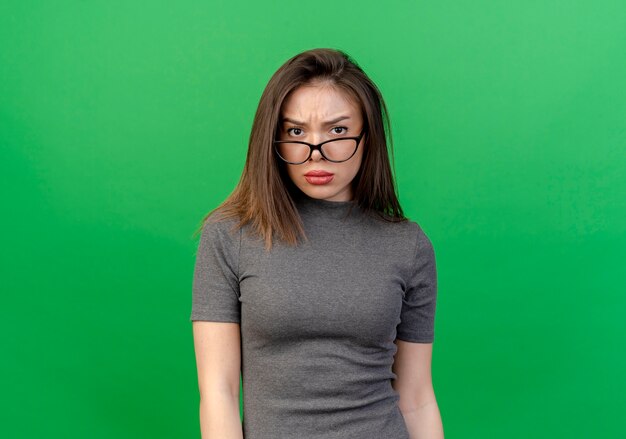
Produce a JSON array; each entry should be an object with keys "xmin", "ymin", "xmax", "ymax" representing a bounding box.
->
[{"xmin": 193, "ymin": 47, "xmax": 408, "ymax": 251}]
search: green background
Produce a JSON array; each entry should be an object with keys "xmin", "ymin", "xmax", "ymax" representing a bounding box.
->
[{"xmin": 1, "ymin": 1, "xmax": 624, "ymax": 437}]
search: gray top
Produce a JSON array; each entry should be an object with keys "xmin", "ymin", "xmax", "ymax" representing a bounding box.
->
[{"xmin": 190, "ymin": 192, "xmax": 438, "ymax": 439}]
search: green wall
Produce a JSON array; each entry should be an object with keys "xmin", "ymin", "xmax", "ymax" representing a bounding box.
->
[{"xmin": 1, "ymin": 1, "xmax": 624, "ymax": 437}]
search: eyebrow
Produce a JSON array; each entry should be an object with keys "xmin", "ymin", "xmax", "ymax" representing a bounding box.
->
[{"xmin": 281, "ymin": 115, "xmax": 351, "ymax": 126}]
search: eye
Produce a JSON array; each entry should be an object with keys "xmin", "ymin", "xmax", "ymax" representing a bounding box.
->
[
  {"xmin": 332, "ymin": 126, "xmax": 348, "ymax": 135},
  {"xmin": 287, "ymin": 127, "xmax": 303, "ymax": 136}
]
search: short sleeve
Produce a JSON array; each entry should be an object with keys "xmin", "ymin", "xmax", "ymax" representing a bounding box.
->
[
  {"xmin": 189, "ymin": 217, "xmax": 241, "ymax": 323},
  {"xmin": 396, "ymin": 225, "xmax": 438, "ymax": 343}
]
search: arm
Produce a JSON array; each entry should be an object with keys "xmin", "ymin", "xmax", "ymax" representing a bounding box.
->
[
  {"xmin": 392, "ymin": 340, "xmax": 444, "ymax": 439},
  {"xmin": 193, "ymin": 321, "xmax": 243, "ymax": 439}
]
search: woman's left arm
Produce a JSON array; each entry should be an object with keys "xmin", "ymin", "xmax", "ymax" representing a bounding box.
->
[{"xmin": 392, "ymin": 339, "xmax": 444, "ymax": 439}]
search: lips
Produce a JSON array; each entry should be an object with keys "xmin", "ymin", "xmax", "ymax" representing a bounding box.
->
[
  {"xmin": 304, "ymin": 171, "xmax": 334, "ymax": 185},
  {"xmin": 304, "ymin": 170, "xmax": 334, "ymax": 176}
]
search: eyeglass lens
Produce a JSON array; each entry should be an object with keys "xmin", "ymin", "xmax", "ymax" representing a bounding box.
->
[{"xmin": 276, "ymin": 138, "xmax": 358, "ymax": 163}]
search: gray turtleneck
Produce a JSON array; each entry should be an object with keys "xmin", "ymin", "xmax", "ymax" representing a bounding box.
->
[{"xmin": 190, "ymin": 192, "xmax": 438, "ymax": 439}]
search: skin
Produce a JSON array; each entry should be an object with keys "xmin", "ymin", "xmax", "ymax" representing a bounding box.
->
[
  {"xmin": 393, "ymin": 341, "xmax": 444, "ymax": 438},
  {"xmin": 193, "ymin": 322, "xmax": 243, "ymax": 438},
  {"xmin": 278, "ymin": 81, "xmax": 365, "ymax": 202}
]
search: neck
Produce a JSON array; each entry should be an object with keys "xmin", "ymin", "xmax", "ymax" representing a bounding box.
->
[{"xmin": 293, "ymin": 191, "xmax": 360, "ymax": 220}]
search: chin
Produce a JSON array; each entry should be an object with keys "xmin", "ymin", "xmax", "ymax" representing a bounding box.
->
[
  {"xmin": 299, "ymin": 187, "xmax": 325, "ymax": 198},
  {"xmin": 306, "ymin": 186, "xmax": 350, "ymax": 201}
]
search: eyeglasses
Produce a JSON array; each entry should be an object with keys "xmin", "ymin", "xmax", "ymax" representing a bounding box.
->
[{"xmin": 273, "ymin": 129, "xmax": 366, "ymax": 165}]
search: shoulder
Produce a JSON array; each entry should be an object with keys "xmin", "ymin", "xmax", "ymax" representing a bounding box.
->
[
  {"xmin": 399, "ymin": 220, "xmax": 435, "ymax": 272},
  {"xmin": 403, "ymin": 220, "xmax": 436, "ymax": 288},
  {"xmin": 198, "ymin": 211, "xmax": 242, "ymax": 252},
  {"xmin": 389, "ymin": 219, "xmax": 436, "ymax": 276},
  {"xmin": 407, "ymin": 220, "xmax": 434, "ymax": 256},
  {"xmin": 367, "ymin": 214, "xmax": 433, "ymax": 252},
  {"xmin": 361, "ymin": 214, "xmax": 435, "ymax": 274}
]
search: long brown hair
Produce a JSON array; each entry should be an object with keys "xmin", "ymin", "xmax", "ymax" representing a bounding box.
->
[{"xmin": 193, "ymin": 47, "xmax": 408, "ymax": 251}]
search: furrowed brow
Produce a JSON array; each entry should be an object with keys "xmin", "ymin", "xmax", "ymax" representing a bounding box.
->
[{"xmin": 282, "ymin": 116, "xmax": 351, "ymax": 126}]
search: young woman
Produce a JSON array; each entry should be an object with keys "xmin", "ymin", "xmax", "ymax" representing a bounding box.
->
[{"xmin": 190, "ymin": 48, "xmax": 443, "ymax": 439}]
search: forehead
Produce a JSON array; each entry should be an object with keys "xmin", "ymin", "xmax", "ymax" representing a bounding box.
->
[{"xmin": 281, "ymin": 84, "xmax": 360, "ymax": 116}]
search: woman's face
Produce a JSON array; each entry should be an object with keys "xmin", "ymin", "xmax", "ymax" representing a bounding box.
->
[{"xmin": 278, "ymin": 83, "xmax": 365, "ymax": 202}]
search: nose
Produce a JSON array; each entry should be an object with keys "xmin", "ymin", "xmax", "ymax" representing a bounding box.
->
[{"xmin": 309, "ymin": 148, "xmax": 323, "ymax": 161}]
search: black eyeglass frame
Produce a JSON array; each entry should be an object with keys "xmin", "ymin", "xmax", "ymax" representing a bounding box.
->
[{"xmin": 273, "ymin": 129, "xmax": 366, "ymax": 165}]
